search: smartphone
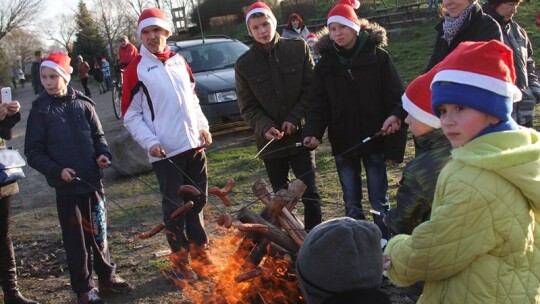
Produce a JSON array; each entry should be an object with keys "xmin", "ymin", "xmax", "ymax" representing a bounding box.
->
[{"xmin": 0, "ymin": 87, "xmax": 11, "ymax": 104}]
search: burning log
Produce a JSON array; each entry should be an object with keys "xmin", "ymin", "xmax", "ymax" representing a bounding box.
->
[
  {"xmin": 234, "ymin": 267, "xmax": 262, "ymax": 283},
  {"xmin": 237, "ymin": 207, "xmax": 299, "ymax": 253}
]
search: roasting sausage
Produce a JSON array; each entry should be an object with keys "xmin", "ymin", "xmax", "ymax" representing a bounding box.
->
[
  {"xmin": 177, "ymin": 185, "xmax": 201, "ymax": 197},
  {"xmin": 137, "ymin": 223, "xmax": 165, "ymax": 239},
  {"xmin": 236, "ymin": 223, "xmax": 269, "ymax": 234},
  {"xmin": 208, "ymin": 178, "xmax": 235, "ymax": 207},
  {"xmin": 223, "ymin": 213, "xmax": 233, "ymax": 228}
]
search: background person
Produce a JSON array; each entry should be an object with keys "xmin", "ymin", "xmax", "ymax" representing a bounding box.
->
[
  {"xmin": 121, "ymin": 8, "xmax": 213, "ymax": 283},
  {"xmin": 117, "ymin": 35, "xmax": 138, "ymax": 71},
  {"xmin": 0, "ymin": 97, "xmax": 39, "ymax": 304},
  {"xmin": 25, "ymin": 52, "xmax": 131, "ymax": 304},
  {"xmin": 382, "ymin": 0, "xmax": 503, "ymax": 139},
  {"xmin": 426, "ymin": 0, "xmax": 502, "ymax": 71},
  {"xmin": 281, "ymin": 12, "xmax": 311, "ymax": 40},
  {"xmin": 31, "ymin": 51, "xmax": 44, "ymax": 95},
  {"xmin": 93, "ymin": 61, "xmax": 106, "ymax": 94},
  {"xmin": 235, "ymin": 2, "xmax": 322, "ymax": 230},
  {"xmin": 76, "ymin": 55, "xmax": 91, "ymax": 97},
  {"xmin": 100, "ymin": 57, "xmax": 111, "ymax": 91},
  {"xmin": 482, "ymin": 0, "xmax": 540, "ymax": 127}
]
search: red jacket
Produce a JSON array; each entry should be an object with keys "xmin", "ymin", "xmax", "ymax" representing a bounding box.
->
[{"xmin": 118, "ymin": 43, "xmax": 139, "ymax": 69}]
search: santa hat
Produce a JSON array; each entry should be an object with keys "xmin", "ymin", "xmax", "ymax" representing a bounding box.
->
[
  {"xmin": 402, "ymin": 68, "xmax": 440, "ymax": 129},
  {"xmin": 297, "ymin": 217, "xmax": 383, "ymax": 304},
  {"xmin": 41, "ymin": 52, "xmax": 73, "ymax": 83},
  {"xmin": 245, "ymin": 2, "xmax": 277, "ymax": 36},
  {"xmin": 306, "ymin": 33, "xmax": 318, "ymax": 43},
  {"xmin": 327, "ymin": 0, "xmax": 361, "ymax": 33},
  {"xmin": 431, "ymin": 40, "xmax": 521, "ymax": 135},
  {"xmin": 137, "ymin": 8, "xmax": 172, "ymax": 39},
  {"xmin": 431, "ymin": 40, "xmax": 521, "ymax": 118}
]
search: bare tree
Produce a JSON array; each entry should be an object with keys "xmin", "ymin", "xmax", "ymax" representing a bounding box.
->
[
  {"xmin": 95, "ymin": 0, "xmax": 138, "ymax": 62},
  {"xmin": 0, "ymin": 0, "xmax": 44, "ymax": 41},
  {"xmin": 2, "ymin": 28, "xmax": 43, "ymax": 71},
  {"xmin": 43, "ymin": 13, "xmax": 78, "ymax": 52}
]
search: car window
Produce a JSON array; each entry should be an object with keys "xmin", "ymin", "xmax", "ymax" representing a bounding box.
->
[{"xmin": 173, "ymin": 41, "xmax": 248, "ymax": 73}]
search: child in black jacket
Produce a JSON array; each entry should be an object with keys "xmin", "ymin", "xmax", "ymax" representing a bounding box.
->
[{"xmin": 24, "ymin": 52, "xmax": 131, "ymax": 304}]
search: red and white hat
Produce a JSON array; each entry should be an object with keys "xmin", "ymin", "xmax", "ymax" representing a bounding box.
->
[
  {"xmin": 402, "ymin": 68, "xmax": 440, "ymax": 129},
  {"xmin": 245, "ymin": 2, "xmax": 277, "ymax": 36},
  {"xmin": 327, "ymin": 0, "xmax": 362, "ymax": 33},
  {"xmin": 137, "ymin": 8, "xmax": 172, "ymax": 39},
  {"xmin": 306, "ymin": 33, "xmax": 318, "ymax": 43},
  {"xmin": 41, "ymin": 52, "xmax": 73, "ymax": 83},
  {"xmin": 431, "ymin": 40, "xmax": 522, "ymax": 121},
  {"xmin": 431, "ymin": 40, "xmax": 521, "ymax": 102}
]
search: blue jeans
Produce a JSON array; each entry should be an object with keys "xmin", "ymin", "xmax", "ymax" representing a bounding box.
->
[
  {"xmin": 335, "ymin": 152, "xmax": 389, "ymax": 238},
  {"xmin": 427, "ymin": 0, "xmax": 439, "ymax": 13}
]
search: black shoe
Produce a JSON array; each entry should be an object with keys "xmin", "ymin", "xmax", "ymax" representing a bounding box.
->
[
  {"xmin": 98, "ymin": 275, "xmax": 132, "ymax": 294},
  {"xmin": 76, "ymin": 288, "xmax": 105, "ymax": 304}
]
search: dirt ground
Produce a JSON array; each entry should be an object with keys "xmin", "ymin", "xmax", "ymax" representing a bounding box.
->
[{"xmin": 6, "ymin": 83, "xmax": 414, "ymax": 304}]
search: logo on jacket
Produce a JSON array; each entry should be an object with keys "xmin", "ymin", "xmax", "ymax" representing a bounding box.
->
[{"xmin": 147, "ymin": 65, "xmax": 158, "ymax": 72}]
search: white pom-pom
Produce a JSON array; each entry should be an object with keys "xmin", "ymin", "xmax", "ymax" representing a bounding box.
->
[{"xmin": 353, "ymin": 0, "xmax": 361, "ymax": 9}]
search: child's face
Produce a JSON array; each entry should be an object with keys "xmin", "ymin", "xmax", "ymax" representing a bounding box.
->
[
  {"xmin": 248, "ymin": 15, "xmax": 275, "ymax": 46},
  {"xmin": 404, "ymin": 114, "xmax": 434, "ymax": 137},
  {"xmin": 438, "ymin": 104, "xmax": 500, "ymax": 148},
  {"xmin": 328, "ymin": 22, "xmax": 357, "ymax": 50},
  {"xmin": 40, "ymin": 67, "xmax": 67, "ymax": 96}
]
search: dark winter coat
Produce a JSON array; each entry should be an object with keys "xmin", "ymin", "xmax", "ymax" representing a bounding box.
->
[
  {"xmin": 235, "ymin": 33, "xmax": 314, "ymax": 159},
  {"xmin": 303, "ymin": 20, "xmax": 407, "ymax": 161},
  {"xmin": 482, "ymin": 3, "xmax": 540, "ymax": 126},
  {"xmin": 426, "ymin": 3, "xmax": 503, "ymax": 71},
  {"xmin": 31, "ymin": 61, "xmax": 44, "ymax": 94},
  {"xmin": 0, "ymin": 113, "xmax": 21, "ymax": 198},
  {"xmin": 24, "ymin": 87, "xmax": 111, "ymax": 195},
  {"xmin": 385, "ymin": 129, "xmax": 451, "ymax": 236}
]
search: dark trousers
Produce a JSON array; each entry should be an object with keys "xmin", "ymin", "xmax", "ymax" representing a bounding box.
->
[
  {"xmin": 152, "ymin": 150, "xmax": 208, "ymax": 254},
  {"xmin": 56, "ymin": 192, "xmax": 115, "ymax": 293},
  {"xmin": 0, "ymin": 196, "xmax": 18, "ymax": 295},
  {"xmin": 263, "ymin": 149, "xmax": 322, "ymax": 230},
  {"xmin": 80, "ymin": 77, "xmax": 91, "ymax": 97}
]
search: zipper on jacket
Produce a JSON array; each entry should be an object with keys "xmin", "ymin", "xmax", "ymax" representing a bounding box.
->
[{"xmin": 347, "ymin": 68, "xmax": 355, "ymax": 80}]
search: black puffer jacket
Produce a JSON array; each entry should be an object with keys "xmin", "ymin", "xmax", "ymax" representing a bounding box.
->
[
  {"xmin": 25, "ymin": 87, "xmax": 111, "ymax": 195},
  {"xmin": 426, "ymin": 3, "xmax": 503, "ymax": 71},
  {"xmin": 303, "ymin": 20, "xmax": 407, "ymax": 161}
]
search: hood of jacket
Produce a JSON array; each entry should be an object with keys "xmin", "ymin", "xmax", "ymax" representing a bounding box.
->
[
  {"xmin": 314, "ymin": 19, "xmax": 388, "ymax": 55},
  {"xmin": 452, "ymin": 128, "xmax": 540, "ymax": 212}
]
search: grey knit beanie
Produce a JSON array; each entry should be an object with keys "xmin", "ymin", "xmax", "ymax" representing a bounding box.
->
[{"xmin": 296, "ymin": 217, "xmax": 383, "ymax": 304}]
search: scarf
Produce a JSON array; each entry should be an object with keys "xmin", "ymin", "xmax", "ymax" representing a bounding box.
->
[
  {"xmin": 154, "ymin": 45, "xmax": 173, "ymax": 63},
  {"xmin": 442, "ymin": 3, "xmax": 475, "ymax": 45}
]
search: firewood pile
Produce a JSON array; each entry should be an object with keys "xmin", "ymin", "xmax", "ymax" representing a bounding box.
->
[
  {"xmin": 211, "ymin": 178, "xmax": 308, "ymax": 304},
  {"xmin": 136, "ymin": 178, "xmax": 308, "ymax": 303}
]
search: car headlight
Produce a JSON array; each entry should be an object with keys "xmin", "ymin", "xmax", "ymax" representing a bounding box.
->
[{"xmin": 208, "ymin": 91, "xmax": 237, "ymax": 103}]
